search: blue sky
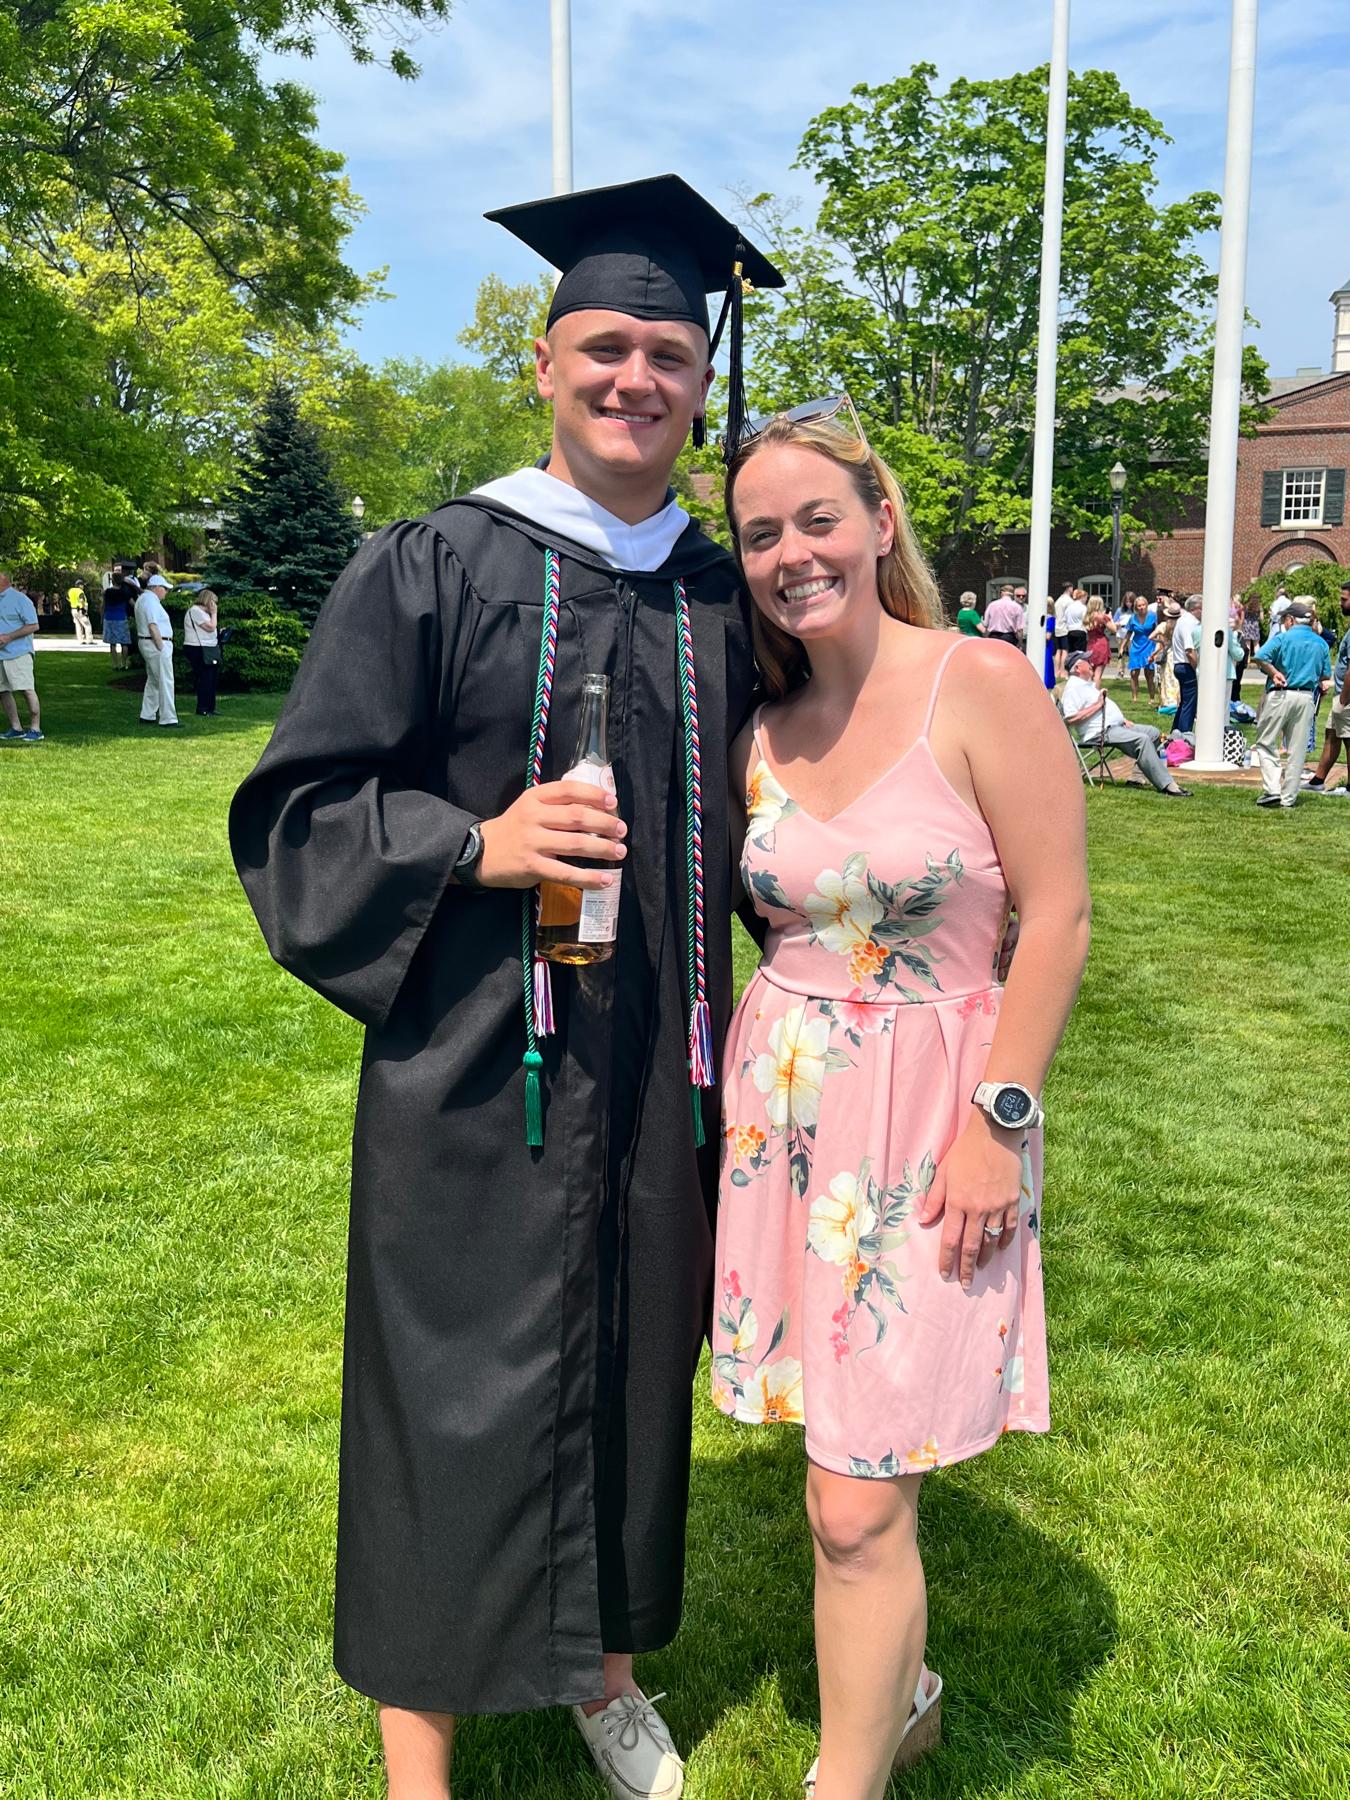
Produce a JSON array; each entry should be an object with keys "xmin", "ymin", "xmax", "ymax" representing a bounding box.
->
[{"xmin": 277, "ymin": 0, "xmax": 1349, "ymax": 380}]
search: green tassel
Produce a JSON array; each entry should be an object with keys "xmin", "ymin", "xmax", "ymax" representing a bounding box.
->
[
  {"xmin": 691, "ymin": 1084, "xmax": 706, "ymax": 1149},
  {"xmin": 524, "ymin": 1049, "xmax": 544, "ymax": 1147}
]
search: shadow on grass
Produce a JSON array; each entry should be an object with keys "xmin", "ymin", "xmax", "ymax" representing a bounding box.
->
[
  {"xmin": 33, "ymin": 670, "xmax": 275, "ymax": 746},
  {"xmin": 450, "ymin": 1427, "xmax": 1116, "ymax": 1798}
]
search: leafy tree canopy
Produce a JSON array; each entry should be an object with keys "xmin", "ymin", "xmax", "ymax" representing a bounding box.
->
[
  {"xmin": 742, "ymin": 64, "xmax": 1271, "ymax": 571},
  {"xmin": 0, "ymin": 0, "xmax": 453, "ymax": 323},
  {"xmin": 0, "ymin": 0, "xmax": 448, "ymax": 563}
]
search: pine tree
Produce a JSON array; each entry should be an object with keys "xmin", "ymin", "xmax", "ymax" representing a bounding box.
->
[{"xmin": 206, "ymin": 384, "xmax": 357, "ymax": 626}]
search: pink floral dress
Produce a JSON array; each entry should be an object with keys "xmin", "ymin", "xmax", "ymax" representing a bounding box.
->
[{"xmin": 712, "ymin": 642, "xmax": 1049, "ymax": 1476}]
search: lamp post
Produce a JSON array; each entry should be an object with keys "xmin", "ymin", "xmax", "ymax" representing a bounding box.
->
[
  {"xmin": 351, "ymin": 495, "xmax": 365, "ymax": 524},
  {"xmin": 1109, "ymin": 461, "xmax": 1127, "ymax": 609}
]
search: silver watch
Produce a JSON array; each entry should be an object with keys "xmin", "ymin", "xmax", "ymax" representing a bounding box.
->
[{"xmin": 971, "ymin": 1081, "xmax": 1043, "ymax": 1131}]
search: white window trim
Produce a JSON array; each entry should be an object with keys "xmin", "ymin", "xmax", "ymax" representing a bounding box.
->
[
  {"xmin": 1280, "ymin": 467, "xmax": 1325, "ymax": 528},
  {"xmin": 1079, "ymin": 574, "xmax": 1116, "ymax": 599}
]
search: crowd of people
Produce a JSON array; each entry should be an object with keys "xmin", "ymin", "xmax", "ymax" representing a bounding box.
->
[
  {"xmin": 954, "ymin": 578, "xmax": 1350, "ymax": 807},
  {"xmin": 0, "ymin": 561, "xmax": 224, "ymax": 741}
]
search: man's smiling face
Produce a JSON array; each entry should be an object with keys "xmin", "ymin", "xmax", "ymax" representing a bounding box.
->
[{"xmin": 537, "ymin": 311, "xmax": 712, "ymax": 499}]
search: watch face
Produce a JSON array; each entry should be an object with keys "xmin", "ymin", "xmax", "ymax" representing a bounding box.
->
[{"xmin": 992, "ymin": 1085, "xmax": 1034, "ymax": 1127}]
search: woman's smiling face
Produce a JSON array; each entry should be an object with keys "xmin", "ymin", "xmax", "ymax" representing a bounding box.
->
[{"xmin": 731, "ymin": 444, "xmax": 894, "ymax": 645}]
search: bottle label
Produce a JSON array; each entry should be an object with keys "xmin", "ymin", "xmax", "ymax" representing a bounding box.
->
[{"xmin": 567, "ymin": 762, "xmax": 619, "ymax": 943}]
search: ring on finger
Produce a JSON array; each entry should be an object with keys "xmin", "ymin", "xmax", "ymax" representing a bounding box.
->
[{"xmin": 982, "ymin": 1222, "xmax": 1003, "ymax": 1240}]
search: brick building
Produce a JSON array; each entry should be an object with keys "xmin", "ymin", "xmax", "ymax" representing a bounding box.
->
[{"xmin": 949, "ymin": 278, "xmax": 1350, "ymax": 607}]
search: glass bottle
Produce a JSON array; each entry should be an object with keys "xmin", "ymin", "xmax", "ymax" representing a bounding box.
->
[{"xmin": 537, "ymin": 674, "xmax": 620, "ymax": 966}]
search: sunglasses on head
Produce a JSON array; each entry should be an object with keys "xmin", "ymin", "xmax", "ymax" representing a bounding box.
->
[{"xmin": 739, "ymin": 392, "xmax": 870, "ymax": 450}]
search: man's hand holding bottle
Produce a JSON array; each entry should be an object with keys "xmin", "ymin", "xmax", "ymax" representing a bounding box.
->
[{"xmin": 477, "ymin": 780, "xmax": 627, "ymax": 891}]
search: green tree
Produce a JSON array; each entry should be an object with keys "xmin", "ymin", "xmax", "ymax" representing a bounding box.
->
[
  {"xmin": 742, "ymin": 65, "xmax": 1271, "ymax": 572},
  {"xmin": 0, "ymin": 0, "xmax": 455, "ymax": 324},
  {"xmin": 0, "ymin": 267, "xmax": 169, "ymax": 563},
  {"xmin": 206, "ymin": 384, "xmax": 357, "ymax": 625},
  {"xmin": 0, "ymin": 0, "xmax": 454, "ymax": 563}
]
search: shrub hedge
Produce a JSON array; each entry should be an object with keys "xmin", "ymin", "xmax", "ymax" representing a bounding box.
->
[{"xmin": 164, "ymin": 589, "xmax": 308, "ymax": 694}]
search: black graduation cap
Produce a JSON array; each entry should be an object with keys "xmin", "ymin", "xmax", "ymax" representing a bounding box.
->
[{"xmin": 486, "ymin": 174, "xmax": 784, "ymax": 459}]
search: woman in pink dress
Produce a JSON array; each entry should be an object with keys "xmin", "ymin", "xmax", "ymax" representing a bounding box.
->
[{"xmin": 713, "ymin": 413, "xmax": 1090, "ymax": 1799}]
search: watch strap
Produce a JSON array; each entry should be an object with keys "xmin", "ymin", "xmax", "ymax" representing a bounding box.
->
[
  {"xmin": 454, "ymin": 821, "xmax": 484, "ymax": 887},
  {"xmin": 972, "ymin": 1081, "xmax": 1043, "ymax": 1129}
]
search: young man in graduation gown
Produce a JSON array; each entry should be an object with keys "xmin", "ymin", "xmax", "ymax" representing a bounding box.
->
[{"xmin": 229, "ymin": 177, "xmax": 781, "ymax": 1800}]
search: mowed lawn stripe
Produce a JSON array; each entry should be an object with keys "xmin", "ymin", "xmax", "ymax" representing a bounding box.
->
[{"xmin": 2, "ymin": 654, "xmax": 1345, "ymax": 1797}]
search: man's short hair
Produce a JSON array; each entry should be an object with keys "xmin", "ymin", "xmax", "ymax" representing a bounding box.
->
[
  {"xmin": 1185, "ymin": 593, "xmax": 1203, "ymax": 611},
  {"xmin": 998, "ymin": 584, "xmax": 1013, "ymax": 595}
]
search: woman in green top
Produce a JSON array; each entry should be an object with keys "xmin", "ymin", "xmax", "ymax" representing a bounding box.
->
[{"xmin": 956, "ymin": 590, "xmax": 985, "ymax": 637}]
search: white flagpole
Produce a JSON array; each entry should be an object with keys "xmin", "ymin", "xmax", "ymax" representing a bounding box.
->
[
  {"xmin": 550, "ymin": 0, "xmax": 574, "ymax": 195},
  {"xmin": 1185, "ymin": 0, "xmax": 1259, "ymax": 771},
  {"xmin": 1025, "ymin": 0, "xmax": 1071, "ymax": 687}
]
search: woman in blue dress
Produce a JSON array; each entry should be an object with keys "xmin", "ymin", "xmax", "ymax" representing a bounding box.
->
[{"xmin": 1123, "ymin": 593, "xmax": 1158, "ymax": 702}]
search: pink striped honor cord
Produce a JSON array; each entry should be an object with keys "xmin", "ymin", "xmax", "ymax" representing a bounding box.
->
[{"xmin": 675, "ymin": 580, "xmax": 714, "ymax": 1146}]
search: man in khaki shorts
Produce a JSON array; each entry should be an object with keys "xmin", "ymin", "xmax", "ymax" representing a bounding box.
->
[
  {"xmin": 1305, "ymin": 583, "xmax": 1350, "ymax": 794},
  {"xmin": 0, "ymin": 569, "xmax": 43, "ymax": 743}
]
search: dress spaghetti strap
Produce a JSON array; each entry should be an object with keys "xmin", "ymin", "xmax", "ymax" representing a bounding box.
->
[
  {"xmin": 750, "ymin": 701, "xmax": 768, "ymax": 758},
  {"xmin": 919, "ymin": 638, "xmax": 971, "ymax": 739}
]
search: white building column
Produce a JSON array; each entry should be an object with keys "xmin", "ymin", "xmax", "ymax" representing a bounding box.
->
[
  {"xmin": 1025, "ymin": 0, "xmax": 1071, "ymax": 687},
  {"xmin": 1331, "ymin": 278, "xmax": 1350, "ymax": 374},
  {"xmin": 1186, "ymin": 0, "xmax": 1259, "ymax": 772}
]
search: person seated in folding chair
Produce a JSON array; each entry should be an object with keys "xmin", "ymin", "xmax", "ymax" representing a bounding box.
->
[{"xmin": 1061, "ymin": 653, "xmax": 1192, "ymax": 797}]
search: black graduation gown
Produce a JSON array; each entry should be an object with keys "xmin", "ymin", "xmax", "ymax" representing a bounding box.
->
[{"xmin": 228, "ymin": 496, "xmax": 757, "ymax": 1715}]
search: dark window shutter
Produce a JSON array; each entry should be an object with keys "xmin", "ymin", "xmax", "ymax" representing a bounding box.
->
[
  {"xmin": 1260, "ymin": 470, "xmax": 1283, "ymax": 526},
  {"xmin": 1323, "ymin": 468, "xmax": 1346, "ymax": 526}
]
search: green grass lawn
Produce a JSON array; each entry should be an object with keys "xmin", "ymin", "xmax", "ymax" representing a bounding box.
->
[{"xmin": 2, "ymin": 655, "xmax": 1347, "ymax": 1799}]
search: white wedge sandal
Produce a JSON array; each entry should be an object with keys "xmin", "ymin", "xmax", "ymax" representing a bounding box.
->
[{"xmin": 802, "ymin": 1670, "xmax": 942, "ymax": 1795}]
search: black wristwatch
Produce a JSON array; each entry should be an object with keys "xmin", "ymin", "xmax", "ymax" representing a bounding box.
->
[{"xmin": 454, "ymin": 821, "xmax": 485, "ymax": 888}]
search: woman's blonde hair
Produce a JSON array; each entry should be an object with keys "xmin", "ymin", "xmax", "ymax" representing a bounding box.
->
[{"xmin": 724, "ymin": 415, "xmax": 943, "ymax": 699}]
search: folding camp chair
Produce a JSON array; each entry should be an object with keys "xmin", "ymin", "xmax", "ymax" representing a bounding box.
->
[{"xmin": 1058, "ymin": 699, "xmax": 1124, "ymax": 787}]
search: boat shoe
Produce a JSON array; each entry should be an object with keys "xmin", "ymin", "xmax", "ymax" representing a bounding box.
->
[{"xmin": 572, "ymin": 1689, "xmax": 685, "ymax": 1799}]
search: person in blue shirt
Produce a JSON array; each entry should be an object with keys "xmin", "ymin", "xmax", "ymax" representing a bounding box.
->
[
  {"xmin": 1250, "ymin": 600, "xmax": 1332, "ymax": 807},
  {"xmin": 0, "ymin": 569, "xmax": 43, "ymax": 742},
  {"xmin": 1121, "ymin": 593, "xmax": 1159, "ymax": 702},
  {"xmin": 1305, "ymin": 582, "xmax": 1350, "ymax": 794}
]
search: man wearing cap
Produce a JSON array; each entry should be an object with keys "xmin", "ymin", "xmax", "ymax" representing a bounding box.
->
[
  {"xmin": 1060, "ymin": 653, "xmax": 1190, "ymax": 795},
  {"xmin": 134, "ymin": 575, "xmax": 179, "ymax": 727},
  {"xmin": 1251, "ymin": 600, "xmax": 1332, "ymax": 807},
  {"xmin": 230, "ymin": 176, "xmax": 783, "ymax": 1799}
]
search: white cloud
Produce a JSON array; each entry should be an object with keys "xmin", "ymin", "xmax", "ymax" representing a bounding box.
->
[{"xmin": 270, "ymin": 0, "xmax": 1348, "ymax": 376}]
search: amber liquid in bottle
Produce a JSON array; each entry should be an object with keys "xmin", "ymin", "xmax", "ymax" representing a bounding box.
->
[{"xmin": 537, "ymin": 674, "xmax": 619, "ymax": 967}]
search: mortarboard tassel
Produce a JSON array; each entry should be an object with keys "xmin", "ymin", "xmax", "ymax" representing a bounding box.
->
[{"xmin": 722, "ymin": 251, "xmax": 749, "ymax": 464}]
